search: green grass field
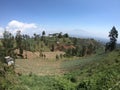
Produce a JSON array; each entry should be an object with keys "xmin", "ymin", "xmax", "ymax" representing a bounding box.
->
[
  {"xmin": 8, "ymin": 50, "xmax": 120, "ymax": 90},
  {"xmin": 0, "ymin": 51, "xmax": 120, "ymax": 90}
]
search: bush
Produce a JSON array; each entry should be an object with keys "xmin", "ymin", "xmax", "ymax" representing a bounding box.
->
[{"xmin": 56, "ymin": 54, "xmax": 59, "ymax": 60}]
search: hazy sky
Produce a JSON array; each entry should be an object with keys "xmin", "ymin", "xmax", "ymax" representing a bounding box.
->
[{"xmin": 0, "ymin": 0, "xmax": 120, "ymax": 42}]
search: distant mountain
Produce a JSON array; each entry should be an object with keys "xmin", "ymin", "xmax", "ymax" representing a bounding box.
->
[
  {"xmin": 69, "ymin": 29, "xmax": 120, "ymax": 44},
  {"xmin": 69, "ymin": 29, "xmax": 109, "ymax": 43}
]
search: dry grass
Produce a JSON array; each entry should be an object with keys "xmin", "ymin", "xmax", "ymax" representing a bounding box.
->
[
  {"xmin": 15, "ymin": 51, "xmax": 65, "ymax": 75},
  {"xmin": 15, "ymin": 58, "xmax": 62, "ymax": 75},
  {"xmin": 22, "ymin": 50, "xmax": 65, "ymax": 59}
]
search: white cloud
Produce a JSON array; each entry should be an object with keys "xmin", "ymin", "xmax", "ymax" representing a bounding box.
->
[
  {"xmin": 6, "ymin": 20, "xmax": 38, "ymax": 34},
  {"xmin": 0, "ymin": 27, "xmax": 4, "ymax": 37},
  {"xmin": 0, "ymin": 20, "xmax": 41, "ymax": 37}
]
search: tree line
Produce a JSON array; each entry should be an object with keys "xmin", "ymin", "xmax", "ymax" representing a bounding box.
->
[
  {"xmin": 0, "ymin": 26, "xmax": 118, "ymax": 61},
  {"xmin": 0, "ymin": 30, "xmax": 70, "ymax": 60}
]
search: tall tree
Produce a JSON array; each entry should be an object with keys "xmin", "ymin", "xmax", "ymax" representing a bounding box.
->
[
  {"xmin": 41, "ymin": 31, "xmax": 46, "ymax": 44},
  {"xmin": 42, "ymin": 31, "xmax": 45, "ymax": 36},
  {"xmin": 2, "ymin": 30, "xmax": 14, "ymax": 56},
  {"xmin": 105, "ymin": 26, "xmax": 118, "ymax": 51},
  {"xmin": 15, "ymin": 30, "xmax": 23, "ymax": 55}
]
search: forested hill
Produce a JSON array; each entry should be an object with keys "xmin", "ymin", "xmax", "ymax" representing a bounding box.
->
[{"xmin": 0, "ymin": 30, "xmax": 103, "ymax": 59}]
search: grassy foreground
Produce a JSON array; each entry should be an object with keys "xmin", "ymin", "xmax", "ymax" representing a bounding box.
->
[{"xmin": 2, "ymin": 50, "xmax": 120, "ymax": 90}]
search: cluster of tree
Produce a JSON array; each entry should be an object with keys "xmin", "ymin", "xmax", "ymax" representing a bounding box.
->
[
  {"xmin": 65, "ymin": 41, "xmax": 97, "ymax": 57},
  {"xmin": 56, "ymin": 54, "xmax": 64, "ymax": 60},
  {"xmin": 0, "ymin": 30, "xmax": 15, "ymax": 63},
  {"xmin": 65, "ymin": 26, "xmax": 119, "ymax": 57},
  {"xmin": 0, "ymin": 30, "xmax": 71, "ymax": 59},
  {"xmin": 58, "ymin": 33, "xmax": 69, "ymax": 38}
]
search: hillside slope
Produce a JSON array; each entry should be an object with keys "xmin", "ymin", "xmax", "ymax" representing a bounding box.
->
[{"xmin": 14, "ymin": 50, "xmax": 120, "ymax": 90}]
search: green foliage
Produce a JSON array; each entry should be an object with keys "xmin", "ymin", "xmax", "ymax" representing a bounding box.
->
[
  {"xmin": 109, "ymin": 26, "xmax": 118, "ymax": 41},
  {"xmin": 60, "ymin": 51, "xmax": 120, "ymax": 90},
  {"xmin": 15, "ymin": 30, "xmax": 23, "ymax": 55},
  {"xmin": 0, "ymin": 62, "xmax": 19, "ymax": 90},
  {"xmin": 1, "ymin": 30, "xmax": 119, "ymax": 90},
  {"xmin": 65, "ymin": 38, "xmax": 100, "ymax": 57},
  {"xmin": 60, "ymin": 54, "xmax": 63, "ymax": 59},
  {"xmin": 58, "ymin": 32, "xmax": 62, "ymax": 38},
  {"xmin": 56, "ymin": 54, "xmax": 59, "ymax": 60},
  {"xmin": 0, "ymin": 48, "xmax": 6, "ymax": 63},
  {"xmin": 1, "ymin": 30, "xmax": 14, "ymax": 56},
  {"xmin": 0, "ymin": 50, "xmax": 119, "ymax": 90},
  {"xmin": 105, "ymin": 26, "xmax": 119, "ymax": 52},
  {"xmin": 65, "ymin": 48, "xmax": 74, "ymax": 57},
  {"xmin": 17, "ymin": 74, "xmax": 77, "ymax": 90},
  {"xmin": 54, "ymin": 77, "xmax": 76, "ymax": 90},
  {"xmin": 42, "ymin": 31, "xmax": 45, "ymax": 36},
  {"xmin": 63, "ymin": 33, "xmax": 69, "ymax": 38},
  {"xmin": 19, "ymin": 75, "xmax": 67, "ymax": 90}
]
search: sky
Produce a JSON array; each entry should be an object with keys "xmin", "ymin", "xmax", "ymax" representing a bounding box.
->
[{"xmin": 0, "ymin": 0, "xmax": 120, "ymax": 42}]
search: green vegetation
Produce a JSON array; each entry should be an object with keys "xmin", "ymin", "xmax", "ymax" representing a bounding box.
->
[
  {"xmin": 10, "ymin": 50, "xmax": 119, "ymax": 90},
  {"xmin": 0, "ymin": 29, "xmax": 101, "ymax": 59},
  {"xmin": 105, "ymin": 26, "xmax": 118, "ymax": 52},
  {"xmin": 0, "ymin": 27, "xmax": 120, "ymax": 90},
  {"xmin": 0, "ymin": 63, "xmax": 19, "ymax": 90}
]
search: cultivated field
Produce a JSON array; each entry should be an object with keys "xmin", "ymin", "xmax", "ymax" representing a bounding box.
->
[
  {"xmin": 15, "ymin": 51, "xmax": 65, "ymax": 75},
  {"xmin": 15, "ymin": 58, "xmax": 62, "ymax": 75},
  {"xmin": 10, "ymin": 51, "xmax": 120, "ymax": 90},
  {"xmin": 15, "ymin": 51, "xmax": 97, "ymax": 76}
]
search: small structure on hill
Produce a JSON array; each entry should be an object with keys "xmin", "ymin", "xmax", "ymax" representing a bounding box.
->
[
  {"xmin": 49, "ymin": 33, "xmax": 59, "ymax": 37},
  {"xmin": 49, "ymin": 32, "xmax": 62, "ymax": 37},
  {"xmin": 4, "ymin": 56, "xmax": 14, "ymax": 66}
]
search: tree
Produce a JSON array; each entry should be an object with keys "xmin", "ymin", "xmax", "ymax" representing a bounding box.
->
[
  {"xmin": 22, "ymin": 34, "xmax": 30, "ymax": 51},
  {"xmin": 56, "ymin": 54, "xmax": 59, "ymax": 60},
  {"xmin": 81, "ymin": 45, "xmax": 87, "ymax": 56},
  {"xmin": 72, "ymin": 37, "xmax": 78, "ymax": 45},
  {"xmin": 87, "ymin": 43, "xmax": 94, "ymax": 55},
  {"xmin": 15, "ymin": 30, "xmax": 23, "ymax": 55},
  {"xmin": 41, "ymin": 31, "xmax": 46, "ymax": 42},
  {"xmin": 58, "ymin": 32, "xmax": 62, "ymax": 38},
  {"xmin": 63, "ymin": 33, "xmax": 69, "ymax": 38},
  {"xmin": 105, "ymin": 26, "xmax": 118, "ymax": 51},
  {"xmin": 2, "ymin": 30, "xmax": 14, "ymax": 56},
  {"xmin": 42, "ymin": 31, "xmax": 45, "ymax": 36}
]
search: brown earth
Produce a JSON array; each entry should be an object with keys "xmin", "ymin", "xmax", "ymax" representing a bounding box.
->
[
  {"xmin": 15, "ymin": 51, "xmax": 65, "ymax": 75},
  {"xmin": 15, "ymin": 58, "xmax": 62, "ymax": 76},
  {"xmin": 15, "ymin": 49, "xmax": 65, "ymax": 59}
]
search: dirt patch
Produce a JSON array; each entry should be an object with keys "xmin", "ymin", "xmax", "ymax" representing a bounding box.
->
[
  {"xmin": 15, "ymin": 49, "xmax": 65, "ymax": 59},
  {"xmin": 15, "ymin": 51, "xmax": 65, "ymax": 75},
  {"xmin": 15, "ymin": 58, "xmax": 63, "ymax": 75},
  {"xmin": 43, "ymin": 51, "xmax": 65, "ymax": 59}
]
